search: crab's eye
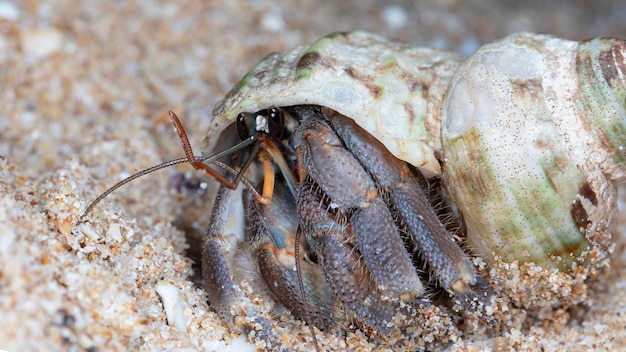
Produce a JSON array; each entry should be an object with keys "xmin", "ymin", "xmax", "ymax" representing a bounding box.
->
[
  {"xmin": 236, "ymin": 112, "xmax": 252, "ymax": 140},
  {"xmin": 267, "ymin": 107, "xmax": 284, "ymax": 139}
]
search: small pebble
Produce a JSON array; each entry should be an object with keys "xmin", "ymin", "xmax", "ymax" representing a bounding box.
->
[
  {"xmin": 261, "ymin": 11, "xmax": 285, "ymax": 32},
  {"xmin": 381, "ymin": 6, "xmax": 408, "ymax": 31},
  {"xmin": 21, "ymin": 27, "xmax": 63, "ymax": 61},
  {"xmin": 0, "ymin": 1, "xmax": 19, "ymax": 21},
  {"xmin": 106, "ymin": 223, "xmax": 122, "ymax": 242}
]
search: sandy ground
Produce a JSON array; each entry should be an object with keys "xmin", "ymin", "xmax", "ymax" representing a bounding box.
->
[{"xmin": 2, "ymin": 1, "xmax": 626, "ymax": 351}]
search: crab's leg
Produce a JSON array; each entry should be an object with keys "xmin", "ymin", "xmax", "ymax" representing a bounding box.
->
[
  {"xmin": 202, "ymin": 185, "xmax": 245, "ymax": 321},
  {"xmin": 324, "ymin": 108, "xmax": 493, "ymax": 304},
  {"xmin": 294, "ymin": 112, "xmax": 424, "ymax": 301},
  {"xmin": 246, "ymin": 177, "xmax": 335, "ymax": 329},
  {"xmin": 298, "ymin": 175, "xmax": 402, "ymax": 331},
  {"xmin": 202, "ymin": 166, "xmax": 335, "ymax": 330}
]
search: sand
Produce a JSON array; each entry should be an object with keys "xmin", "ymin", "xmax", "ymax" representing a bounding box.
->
[{"xmin": 2, "ymin": 1, "xmax": 626, "ymax": 351}]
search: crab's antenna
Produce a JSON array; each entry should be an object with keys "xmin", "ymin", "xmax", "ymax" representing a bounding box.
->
[
  {"xmin": 169, "ymin": 111, "xmax": 272, "ymax": 205},
  {"xmin": 79, "ymin": 157, "xmax": 192, "ymax": 223},
  {"xmin": 170, "ymin": 111, "xmax": 256, "ymax": 190},
  {"xmin": 232, "ymin": 140, "xmax": 262, "ymax": 190},
  {"xmin": 78, "ymin": 110, "xmax": 272, "ymax": 224},
  {"xmin": 78, "ymin": 156, "xmax": 264, "ymax": 224}
]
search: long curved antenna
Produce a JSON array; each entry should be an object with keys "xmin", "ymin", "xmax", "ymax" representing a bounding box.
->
[
  {"xmin": 79, "ymin": 110, "xmax": 271, "ymax": 224},
  {"xmin": 78, "ymin": 156, "xmax": 262, "ymax": 223},
  {"xmin": 79, "ymin": 157, "xmax": 191, "ymax": 223}
]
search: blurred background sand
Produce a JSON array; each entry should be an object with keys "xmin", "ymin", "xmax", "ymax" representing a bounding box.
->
[{"xmin": 1, "ymin": 1, "xmax": 625, "ymax": 351}]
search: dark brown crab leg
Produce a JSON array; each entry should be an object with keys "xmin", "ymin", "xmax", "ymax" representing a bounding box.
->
[
  {"xmin": 202, "ymin": 183, "xmax": 290, "ymax": 351},
  {"xmin": 202, "ymin": 185, "xmax": 244, "ymax": 321},
  {"xmin": 323, "ymin": 108, "xmax": 493, "ymax": 303},
  {"xmin": 297, "ymin": 175, "xmax": 402, "ymax": 331},
  {"xmin": 294, "ymin": 110, "xmax": 425, "ymax": 304}
]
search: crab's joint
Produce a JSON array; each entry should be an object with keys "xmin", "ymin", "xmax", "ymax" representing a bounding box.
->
[
  {"xmin": 259, "ymin": 136, "xmax": 299, "ymax": 199},
  {"xmin": 257, "ymin": 149, "xmax": 275, "ymax": 205},
  {"xmin": 169, "ymin": 110, "xmax": 238, "ymax": 190},
  {"xmin": 450, "ymin": 278, "xmax": 472, "ymax": 294}
]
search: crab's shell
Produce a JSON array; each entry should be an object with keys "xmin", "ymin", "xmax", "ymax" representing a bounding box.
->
[
  {"xmin": 203, "ymin": 31, "xmax": 461, "ymax": 177},
  {"xmin": 203, "ymin": 31, "xmax": 624, "ymax": 274}
]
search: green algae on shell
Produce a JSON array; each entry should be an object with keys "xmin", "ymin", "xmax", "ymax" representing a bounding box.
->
[{"xmin": 205, "ymin": 31, "xmax": 461, "ymax": 177}]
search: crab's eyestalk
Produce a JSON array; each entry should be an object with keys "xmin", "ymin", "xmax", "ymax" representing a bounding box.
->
[
  {"xmin": 231, "ymin": 107, "xmax": 300, "ymax": 202},
  {"xmin": 170, "ymin": 110, "xmax": 278, "ymax": 205}
]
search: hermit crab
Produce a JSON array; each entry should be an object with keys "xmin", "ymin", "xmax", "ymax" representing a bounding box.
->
[
  {"xmin": 81, "ymin": 31, "xmax": 625, "ymax": 346},
  {"xmin": 199, "ymin": 29, "xmax": 624, "ymax": 328}
]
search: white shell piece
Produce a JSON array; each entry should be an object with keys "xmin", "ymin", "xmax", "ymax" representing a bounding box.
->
[
  {"xmin": 106, "ymin": 223, "xmax": 122, "ymax": 242},
  {"xmin": 155, "ymin": 280, "xmax": 187, "ymax": 331}
]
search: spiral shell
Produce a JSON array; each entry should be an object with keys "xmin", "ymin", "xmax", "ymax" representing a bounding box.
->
[
  {"xmin": 207, "ymin": 32, "xmax": 461, "ymax": 177},
  {"xmin": 442, "ymin": 33, "xmax": 625, "ymax": 270},
  {"xmin": 204, "ymin": 31, "xmax": 624, "ymax": 273}
]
